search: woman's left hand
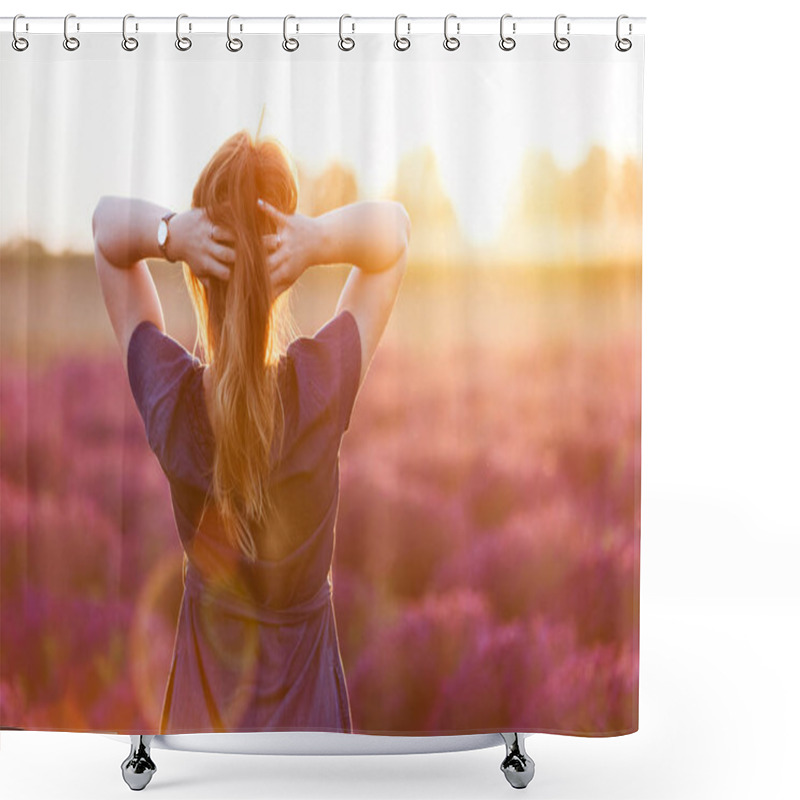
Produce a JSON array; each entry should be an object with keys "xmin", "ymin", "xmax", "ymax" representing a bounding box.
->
[{"xmin": 168, "ymin": 208, "xmax": 236, "ymax": 289}]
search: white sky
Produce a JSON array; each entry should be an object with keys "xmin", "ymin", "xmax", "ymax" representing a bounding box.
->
[{"xmin": 0, "ymin": 31, "xmax": 643, "ymax": 252}]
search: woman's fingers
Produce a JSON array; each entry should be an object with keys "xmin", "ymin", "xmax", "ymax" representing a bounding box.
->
[
  {"xmin": 209, "ymin": 222, "xmax": 235, "ymax": 243},
  {"xmin": 257, "ymin": 198, "xmax": 285, "ymax": 226},
  {"xmin": 211, "ymin": 241, "xmax": 236, "ymax": 265},
  {"xmin": 262, "ymin": 233, "xmax": 282, "ymax": 253},
  {"xmin": 264, "ymin": 248, "xmax": 289, "ymax": 274},
  {"xmin": 268, "ymin": 268, "xmax": 288, "ymax": 298},
  {"xmin": 199, "ymin": 255, "xmax": 231, "ymax": 282},
  {"xmin": 195, "ymin": 213, "xmax": 294, "ymax": 286},
  {"xmin": 215, "ymin": 263, "xmax": 232, "ymax": 281},
  {"xmin": 265, "ymin": 253, "xmax": 288, "ymax": 285}
]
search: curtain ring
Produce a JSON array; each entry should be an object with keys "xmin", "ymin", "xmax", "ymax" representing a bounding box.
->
[
  {"xmin": 338, "ymin": 14, "xmax": 355, "ymax": 51},
  {"xmin": 499, "ymin": 13, "xmax": 515, "ymax": 51},
  {"xmin": 394, "ymin": 14, "xmax": 410, "ymax": 51},
  {"xmin": 12, "ymin": 14, "xmax": 29, "ymax": 51},
  {"xmin": 176, "ymin": 14, "xmax": 192, "ymax": 51},
  {"xmin": 122, "ymin": 14, "xmax": 139, "ymax": 51},
  {"xmin": 226, "ymin": 15, "xmax": 243, "ymax": 52},
  {"xmin": 443, "ymin": 14, "xmax": 460, "ymax": 51},
  {"xmin": 282, "ymin": 15, "xmax": 299, "ymax": 51},
  {"xmin": 63, "ymin": 14, "xmax": 80, "ymax": 51},
  {"xmin": 553, "ymin": 14, "xmax": 570, "ymax": 51},
  {"xmin": 615, "ymin": 14, "xmax": 632, "ymax": 52}
]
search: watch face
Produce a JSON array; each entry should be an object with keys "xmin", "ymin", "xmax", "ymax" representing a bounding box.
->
[{"xmin": 157, "ymin": 219, "xmax": 168, "ymax": 247}]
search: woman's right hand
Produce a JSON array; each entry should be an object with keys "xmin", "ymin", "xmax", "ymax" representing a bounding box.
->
[{"xmin": 258, "ymin": 199, "xmax": 318, "ymax": 298}]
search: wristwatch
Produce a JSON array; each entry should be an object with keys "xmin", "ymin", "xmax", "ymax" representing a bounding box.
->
[{"xmin": 157, "ymin": 211, "xmax": 178, "ymax": 262}]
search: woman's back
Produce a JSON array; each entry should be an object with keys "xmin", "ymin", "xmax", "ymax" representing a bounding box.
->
[
  {"xmin": 125, "ymin": 309, "xmax": 361, "ymax": 733},
  {"xmin": 127, "ymin": 308, "xmax": 361, "ymax": 597}
]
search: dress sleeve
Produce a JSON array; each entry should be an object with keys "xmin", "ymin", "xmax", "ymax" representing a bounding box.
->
[
  {"xmin": 289, "ymin": 309, "xmax": 362, "ymax": 435},
  {"xmin": 126, "ymin": 320, "xmax": 203, "ymax": 482}
]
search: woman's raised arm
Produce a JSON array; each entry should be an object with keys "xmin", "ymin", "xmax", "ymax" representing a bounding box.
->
[
  {"xmin": 92, "ymin": 196, "xmax": 174, "ymax": 268},
  {"xmin": 258, "ymin": 199, "xmax": 410, "ymax": 298},
  {"xmin": 311, "ymin": 201, "xmax": 410, "ymax": 274},
  {"xmin": 92, "ymin": 196, "xmax": 237, "ymax": 359},
  {"xmin": 257, "ymin": 197, "xmax": 411, "ymax": 390},
  {"xmin": 315, "ymin": 201, "xmax": 411, "ymax": 391},
  {"xmin": 92, "ymin": 196, "xmax": 235, "ymax": 283}
]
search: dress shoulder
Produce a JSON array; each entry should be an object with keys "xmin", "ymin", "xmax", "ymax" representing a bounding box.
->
[
  {"xmin": 127, "ymin": 320, "xmax": 207, "ymax": 484},
  {"xmin": 287, "ymin": 310, "xmax": 362, "ymax": 435}
]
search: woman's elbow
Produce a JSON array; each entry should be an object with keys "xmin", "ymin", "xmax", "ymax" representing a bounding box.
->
[
  {"xmin": 91, "ymin": 197, "xmax": 118, "ymax": 265},
  {"xmin": 395, "ymin": 202, "xmax": 412, "ymax": 255},
  {"xmin": 91, "ymin": 196, "xmax": 110, "ymax": 241}
]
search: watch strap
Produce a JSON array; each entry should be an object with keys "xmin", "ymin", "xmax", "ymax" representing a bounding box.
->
[{"xmin": 159, "ymin": 211, "xmax": 178, "ymax": 262}]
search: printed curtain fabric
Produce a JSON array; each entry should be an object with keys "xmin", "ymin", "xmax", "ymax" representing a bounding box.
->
[{"xmin": 0, "ymin": 25, "xmax": 644, "ymax": 736}]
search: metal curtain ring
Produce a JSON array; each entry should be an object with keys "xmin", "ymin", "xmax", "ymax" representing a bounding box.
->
[
  {"xmin": 226, "ymin": 15, "xmax": 243, "ymax": 51},
  {"xmin": 499, "ymin": 13, "xmax": 515, "ymax": 51},
  {"xmin": 394, "ymin": 14, "xmax": 410, "ymax": 50},
  {"xmin": 63, "ymin": 13, "xmax": 80, "ymax": 51},
  {"xmin": 176, "ymin": 14, "xmax": 192, "ymax": 51},
  {"xmin": 338, "ymin": 14, "xmax": 355, "ymax": 51},
  {"xmin": 615, "ymin": 14, "xmax": 632, "ymax": 51},
  {"xmin": 12, "ymin": 14, "xmax": 29, "ymax": 51},
  {"xmin": 553, "ymin": 14, "xmax": 570, "ymax": 51},
  {"xmin": 443, "ymin": 14, "xmax": 460, "ymax": 51},
  {"xmin": 282, "ymin": 15, "xmax": 299, "ymax": 51},
  {"xmin": 122, "ymin": 14, "xmax": 139, "ymax": 51}
]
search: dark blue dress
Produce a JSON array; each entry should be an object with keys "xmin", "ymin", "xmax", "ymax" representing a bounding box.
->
[{"xmin": 126, "ymin": 310, "xmax": 361, "ymax": 733}]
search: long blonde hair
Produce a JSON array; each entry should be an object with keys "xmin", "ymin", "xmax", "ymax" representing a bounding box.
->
[{"xmin": 183, "ymin": 128, "xmax": 299, "ymax": 563}]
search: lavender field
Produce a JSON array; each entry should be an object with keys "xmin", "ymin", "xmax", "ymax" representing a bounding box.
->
[{"xmin": 0, "ymin": 260, "xmax": 640, "ymax": 736}]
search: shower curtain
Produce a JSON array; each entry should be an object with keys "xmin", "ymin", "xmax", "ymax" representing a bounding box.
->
[{"xmin": 0, "ymin": 17, "xmax": 644, "ymax": 737}]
